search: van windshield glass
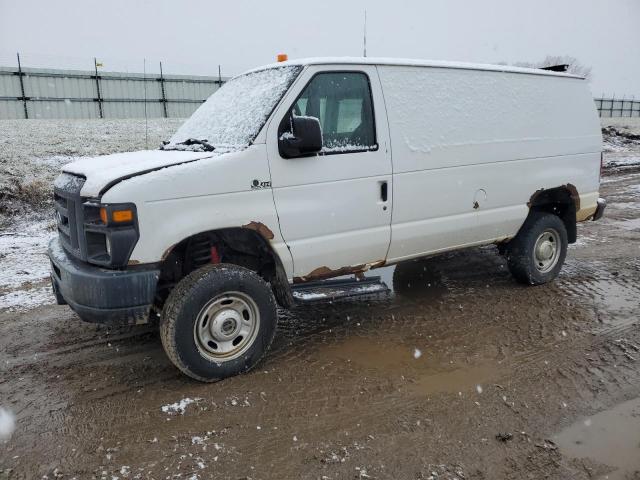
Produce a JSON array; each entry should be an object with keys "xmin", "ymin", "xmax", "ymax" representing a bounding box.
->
[{"xmin": 164, "ymin": 66, "xmax": 302, "ymax": 151}]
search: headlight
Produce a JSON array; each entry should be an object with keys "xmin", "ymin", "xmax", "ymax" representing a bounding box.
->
[{"xmin": 83, "ymin": 202, "xmax": 139, "ymax": 267}]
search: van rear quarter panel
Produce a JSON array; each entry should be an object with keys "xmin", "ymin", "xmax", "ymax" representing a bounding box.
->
[{"xmin": 377, "ymin": 65, "xmax": 602, "ymax": 262}]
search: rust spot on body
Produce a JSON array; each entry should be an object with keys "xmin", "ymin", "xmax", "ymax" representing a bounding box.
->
[
  {"xmin": 565, "ymin": 183, "xmax": 580, "ymax": 211},
  {"xmin": 161, "ymin": 244, "xmax": 176, "ymax": 261},
  {"xmin": 527, "ymin": 188, "xmax": 545, "ymax": 208},
  {"xmin": 243, "ymin": 221, "xmax": 275, "ymax": 240},
  {"xmin": 293, "ymin": 260, "xmax": 386, "ymax": 284}
]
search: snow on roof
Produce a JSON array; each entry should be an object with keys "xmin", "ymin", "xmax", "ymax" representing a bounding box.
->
[{"xmin": 246, "ymin": 56, "xmax": 584, "ymax": 80}]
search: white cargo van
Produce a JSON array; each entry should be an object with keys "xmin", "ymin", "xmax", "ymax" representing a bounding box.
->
[{"xmin": 49, "ymin": 57, "xmax": 605, "ymax": 381}]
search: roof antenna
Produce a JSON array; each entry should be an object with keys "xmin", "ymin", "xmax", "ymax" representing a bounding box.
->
[{"xmin": 363, "ymin": 10, "xmax": 367, "ymax": 57}]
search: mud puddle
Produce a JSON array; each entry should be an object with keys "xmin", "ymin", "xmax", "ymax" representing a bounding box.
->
[
  {"xmin": 559, "ymin": 262, "xmax": 640, "ymax": 330},
  {"xmin": 317, "ymin": 336, "xmax": 501, "ymax": 396},
  {"xmin": 554, "ymin": 397, "xmax": 640, "ymax": 480}
]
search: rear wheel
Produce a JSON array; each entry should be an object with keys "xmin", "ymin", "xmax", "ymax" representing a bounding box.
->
[
  {"xmin": 505, "ymin": 211, "xmax": 568, "ymax": 285},
  {"xmin": 160, "ymin": 264, "xmax": 277, "ymax": 382}
]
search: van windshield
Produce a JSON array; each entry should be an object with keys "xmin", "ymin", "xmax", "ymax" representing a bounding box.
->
[{"xmin": 164, "ymin": 65, "xmax": 302, "ymax": 151}]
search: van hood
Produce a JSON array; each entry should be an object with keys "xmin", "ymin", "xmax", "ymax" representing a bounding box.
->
[{"xmin": 62, "ymin": 150, "xmax": 216, "ymax": 197}]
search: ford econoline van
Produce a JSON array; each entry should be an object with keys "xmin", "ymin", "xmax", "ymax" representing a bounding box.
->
[{"xmin": 49, "ymin": 57, "xmax": 605, "ymax": 381}]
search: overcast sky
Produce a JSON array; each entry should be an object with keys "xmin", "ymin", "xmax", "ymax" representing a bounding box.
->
[{"xmin": 1, "ymin": 0, "xmax": 638, "ymax": 98}]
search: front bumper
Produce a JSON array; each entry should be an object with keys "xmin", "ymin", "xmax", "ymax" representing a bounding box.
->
[{"xmin": 48, "ymin": 238, "xmax": 160, "ymax": 325}]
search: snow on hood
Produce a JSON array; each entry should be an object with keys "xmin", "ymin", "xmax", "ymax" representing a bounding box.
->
[{"xmin": 62, "ymin": 150, "xmax": 216, "ymax": 197}]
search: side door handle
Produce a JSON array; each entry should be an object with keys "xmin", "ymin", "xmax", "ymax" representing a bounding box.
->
[{"xmin": 380, "ymin": 181, "xmax": 388, "ymax": 202}]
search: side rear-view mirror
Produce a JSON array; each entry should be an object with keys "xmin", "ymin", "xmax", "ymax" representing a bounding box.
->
[{"xmin": 279, "ymin": 116, "xmax": 323, "ymax": 158}]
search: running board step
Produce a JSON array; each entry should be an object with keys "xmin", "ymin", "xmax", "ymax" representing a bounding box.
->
[{"xmin": 291, "ymin": 276, "xmax": 389, "ymax": 303}]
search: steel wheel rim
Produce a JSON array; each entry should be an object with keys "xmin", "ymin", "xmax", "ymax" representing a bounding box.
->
[
  {"xmin": 193, "ymin": 292, "xmax": 260, "ymax": 362},
  {"xmin": 533, "ymin": 228, "xmax": 561, "ymax": 273}
]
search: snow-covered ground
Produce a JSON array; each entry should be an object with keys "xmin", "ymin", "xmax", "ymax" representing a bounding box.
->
[
  {"xmin": 601, "ymin": 117, "xmax": 640, "ymax": 168},
  {"xmin": 0, "ymin": 217, "xmax": 57, "ymax": 311},
  {"xmin": 0, "ymin": 118, "xmax": 183, "ymax": 215}
]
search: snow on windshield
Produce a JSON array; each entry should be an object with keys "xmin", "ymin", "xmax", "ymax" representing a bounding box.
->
[{"xmin": 168, "ymin": 66, "xmax": 301, "ymax": 150}]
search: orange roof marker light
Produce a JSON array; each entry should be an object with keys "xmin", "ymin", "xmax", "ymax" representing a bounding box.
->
[{"xmin": 277, "ymin": 53, "xmax": 288, "ymax": 63}]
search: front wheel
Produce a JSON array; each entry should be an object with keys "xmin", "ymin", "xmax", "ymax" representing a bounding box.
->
[
  {"xmin": 505, "ymin": 211, "xmax": 568, "ymax": 285},
  {"xmin": 160, "ymin": 264, "xmax": 278, "ymax": 382}
]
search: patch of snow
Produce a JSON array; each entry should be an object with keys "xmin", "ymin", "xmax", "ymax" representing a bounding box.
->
[
  {"xmin": 476, "ymin": 385, "xmax": 483, "ymax": 394},
  {"xmin": 292, "ymin": 291, "xmax": 328, "ymax": 300},
  {"xmin": 0, "ymin": 218, "xmax": 56, "ymax": 311},
  {"xmin": 321, "ymin": 143, "xmax": 376, "ymax": 154},
  {"xmin": 63, "ymin": 150, "xmax": 215, "ymax": 197},
  {"xmin": 279, "ymin": 131, "xmax": 295, "ymax": 141},
  {"xmin": 413, "ymin": 348, "xmax": 422, "ymax": 359},
  {"xmin": 605, "ymin": 155, "xmax": 640, "ymax": 168},
  {"xmin": 161, "ymin": 397, "xmax": 201, "ymax": 415},
  {"xmin": 0, "ymin": 407, "xmax": 16, "ymax": 441}
]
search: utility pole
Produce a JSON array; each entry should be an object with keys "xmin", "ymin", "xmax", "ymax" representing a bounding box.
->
[{"xmin": 363, "ymin": 10, "xmax": 367, "ymax": 57}]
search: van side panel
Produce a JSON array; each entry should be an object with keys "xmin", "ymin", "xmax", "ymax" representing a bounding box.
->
[{"xmin": 377, "ymin": 65, "xmax": 602, "ymax": 262}]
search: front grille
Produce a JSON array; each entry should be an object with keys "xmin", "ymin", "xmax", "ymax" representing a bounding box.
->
[{"xmin": 53, "ymin": 173, "xmax": 86, "ymax": 260}]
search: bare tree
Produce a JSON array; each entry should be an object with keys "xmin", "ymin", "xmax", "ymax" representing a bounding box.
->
[{"xmin": 510, "ymin": 55, "xmax": 592, "ymax": 80}]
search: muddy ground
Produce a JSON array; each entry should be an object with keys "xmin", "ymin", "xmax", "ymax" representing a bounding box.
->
[{"xmin": 1, "ymin": 121, "xmax": 640, "ymax": 479}]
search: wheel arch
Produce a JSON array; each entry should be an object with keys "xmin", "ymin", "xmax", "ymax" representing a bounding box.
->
[
  {"xmin": 527, "ymin": 184, "xmax": 578, "ymax": 244},
  {"xmin": 158, "ymin": 226, "xmax": 293, "ymax": 310}
]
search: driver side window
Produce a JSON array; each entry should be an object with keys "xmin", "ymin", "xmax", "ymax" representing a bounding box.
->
[{"xmin": 292, "ymin": 72, "xmax": 377, "ymax": 153}]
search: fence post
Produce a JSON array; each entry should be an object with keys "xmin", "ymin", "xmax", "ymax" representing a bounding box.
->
[
  {"xmin": 610, "ymin": 94, "xmax": 614, "ymax": 118},
  {"xmin": 16, "ymin": 52, "xmax": 29, "ymax": 119},
  {"xmin": 93, "ymin": 57, "xmax": 103, "ymax": 118},
  {"xmin": 159, "ymin": 61, "xmax": 168, "ymax": 118}
]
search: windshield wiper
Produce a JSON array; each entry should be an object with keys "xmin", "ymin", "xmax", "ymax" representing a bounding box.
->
[{"xmin": 161, "ymin": 138, "xmax": 216, "ymax": 152}]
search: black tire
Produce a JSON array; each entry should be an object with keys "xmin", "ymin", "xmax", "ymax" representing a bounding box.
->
[
  {"xmin": 160, "ymin": 264, "xmax": 278, "ymax": 382},
  {"xmin": 505, "ymin": 211, "xmax": 568, "ymax": 285}
]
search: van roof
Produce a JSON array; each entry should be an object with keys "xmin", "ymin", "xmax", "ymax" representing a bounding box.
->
[{"xmin": 247, "ymin": 57, "xmax": 584, "ymax": 79}]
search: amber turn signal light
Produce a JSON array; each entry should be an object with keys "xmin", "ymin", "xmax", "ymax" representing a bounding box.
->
[
  {"xmin": 277, "ymin": 53, "xmax": 288, "ymax": 62},
  {"xmin": 112, "ymin": 209, "xmax": 133, "ymax": 223},
  {"xmin": 100, "ymin": 207, "xmax": 133, "ymax": 224}
]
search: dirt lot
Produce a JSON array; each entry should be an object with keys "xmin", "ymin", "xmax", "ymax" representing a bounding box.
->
[{"xmin": 1, "ymin": 120, "xmax": 640, "ymax": 479}]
